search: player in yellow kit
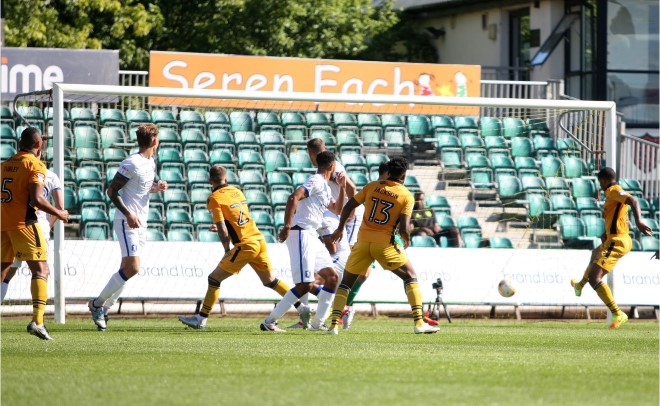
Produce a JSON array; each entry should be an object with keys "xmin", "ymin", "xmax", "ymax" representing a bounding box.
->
[
  {"xmin": 178, "ymin": 165, "xmax": 310, "ymax": 329},
  {"xmin": 1, "ymin": 127, "xmax": 69, "ymax": 340},
  {"xmin": 328, "ymin": 157, "xmax": 439, "ymax": 335},
  {"xmin": 571, "ymin": 167, "xmax": 652, "ymax": 329}
]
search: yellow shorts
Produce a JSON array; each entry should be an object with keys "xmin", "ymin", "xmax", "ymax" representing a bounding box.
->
[
  {"xmin": 219, "ymin": 239, "xmax": 272, "ymax": 274},
  {"xmin": 593, "ymin": 235, "xmax": 632, "ymax": 272},
  {"xmin": 345, "ymin": 241, "xmax": 408, "ymax": 275},
  {"xmin": 1, "ymin": 224, "xmax": 48, "ymax": 263}
]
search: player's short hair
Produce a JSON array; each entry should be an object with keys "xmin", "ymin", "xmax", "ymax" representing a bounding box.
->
[
  {"xmin": 387, "ymin": 156, "xmax": 408, "ymax": 179},
  {"xmin": 316, "ymin": 150, "xmax": 336, "ymax": 170},
  {"xmin": 378, "ymin": 161, "xmax": 389, "ymax": 176},
  {"xmin": 306, "ymin": 138, "xmax": 325, "ymax": 153},
  {"xmin": 136, "ymin": 123, "xmax": 159, "ymax": 148},
  {"xmin": 597, "ymin": 167, "xmax": 617, "ymax": 182},
  {"xmin": 19, "ymin": 126, "xmax": 41, "ymax": 150},
  {"xmin": 209, "ymin": 165, "xmax": 227, "ymax": 184}
]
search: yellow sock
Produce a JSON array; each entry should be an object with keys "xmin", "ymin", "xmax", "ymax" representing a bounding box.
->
[
  {"xmin": 268, "ymin": 278, "xmax": 291, "ymax": 297},
  {"xmin": 577, "ymin": 267, "xmax": 590, "ymax": 289},
  {"xmin": 30, "ymin": 276, "xmax": 48, "ymax": 325},
  {"xmin": 594, "ymin": 281, "xmax": 622, "ymax": 315},
  {"xmin": 405, "ymin": 280, "xmax": 424, "ymax": 327},
  {"xmin": 200, "ymin": 277, "xmax": 221, "ymax": 317},
  {"xmin": 330, "ymin": 286, "xmax": 349, "ymax": 328}
]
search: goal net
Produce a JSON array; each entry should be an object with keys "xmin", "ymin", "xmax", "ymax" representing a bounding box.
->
[{"xmin": 7, "ymin": 84, "xmax": 654, "ymax": 325}]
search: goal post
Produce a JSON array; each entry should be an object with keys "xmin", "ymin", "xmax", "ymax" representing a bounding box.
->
[{"xmin": 44, "ymin": 83, "xmax": 620, "ymax": 323}]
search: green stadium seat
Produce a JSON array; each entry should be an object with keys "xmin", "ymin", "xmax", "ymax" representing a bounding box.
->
[
  {"xmin": 563, "ymin": 157, "xmax": 590, "ymax": 178},
  {"xmin": 511, "ymin": 137, "xmax": 534, "ymax": 158},
  {"xmin": 234, "ymin": 131, "xmax": 260, "ymax": 152},
  {"xmin": 146, "ymin": 229, "xmax": 167, "ymax": 241},
  {"xmin": 310, "ymin": 130, "xmax": 337, "ymax": 153},
  {"xmin": 187, "ymin": 167, "xmax": 210, "ymax": 188},
  {"xmin": 461, "ymin": 231, "xmax": 484, "ymax": 248},
  {"xmin": 260, "ymin": 131, "xmax": 286, "ymax": 153},
  {"xmin": 365, "ymin": 153, "xmax": 388, "ymax": 171},
  {"xmin": 640, "ymin": 236, "xmax": 660, "ymax": 252},
  {"xmin": 1, "ymin": 106, "xmax": 15, "ymax": 128},
  {"xmin": 348, "ymin": 171, "xmax": 369, "ymax": 188},
  {"xmin": 357, "ymin": 113, "xmax": 381, "ymax": 129},
  {"xmin": 571, "ymin": 178, "xmax": 597, "ymax": 198},
  {"xmin": 489, "ymin": 237, "xmax": 513, "ymax": 249},
  {"xmin": 289, "ymin": 150, "xmax": 313, "ymax": 170},
  {"xmin": 545, "ymin": 176, "xmax": 571, "ymax": 196},
  {"xmin": 619, "ymin": 178, "xmax": 644, "ymax": 195},
  {"xmin": 75, "ymin": 166, "xmax": 104, "ymax": 190},
  {"xmin": 239, "ymin": 169, "xmax": 267, "ymax": 192},
  {"xmin": 292, "ymin": 172, "xmax": 309, "ymax": 188},
  {"xmin": 336, "ymin": 130, "xmax": 362, "ymax": 155},
  {"xmin": 533, "ymin": 136, "xmax": 557, "ymax": 158},
  {"xmin": 502, "ymin": 117, "xmax": 529, "ymax": 139},
  {"xmin": 226, "ymin": 170, "xmax": 240, "ymax": 186},
  {"xmin": 208, "ymin": 130, "xmax": 235, "ymax": 154},
  {"xmin": 263, "ymin": 150, "xmax": 290, "ymax": 173},
  {"xmin": 157, "ymin": 146, "xmax": 184, "ymax": 168},
  {"xmin": 209, "ymin": 149, "xmax": 237, "ymax": 172},
  {"xmin": 157, "ymin": 128, "xmax": 182, "ymax": 152},
  {"xmin": 256, "ymin": 112, "xmax": 283, "ymax": 133},
  {"xmin": 467, "ymin": 154, "xmax": 491, "ymax": 170},
  {"xmin": 83, "ymin": 223, "xmax": 110, "ymax": 240},
  {"xmin": 583, "ymin": 216, "xmax": 605, "ymax": 238},
  {"xmin": 267, "ymin": 172, "xmax": 294, "ymax": 193},
  {"xmin": 99, "ymin": 108, "xmax": 127, "ymax": 130},
  {"xmin": 78, "ymin": 187, "xmax": 106, "ymax": 211},
  {"xmin": 281, "ymin": 112, "xmax": 307, "ymax": 134},
  {"xmin": 411, "ymin": 235, "xmax": 437, "ymax": 247},
  {"xmin": 178, "ymin": 110, "xmax": 205, "ymax": 133},
  {"xmin": 70, "ymin": 107, "xmax": 97, "ymax": 128},
  {"xmin": 470, "ymin": 168, "xmax": 496, "ymax": 190},
  {"xmin": 333, "ymin": 112, "xmax": 359, "ymax": 133},
  {"xmin": 383, "ymin": 128, "xmax": 406, "ymax": 149},
  {"xmin": 514, "ymin": 156, "xmax": 540, "ymax": 178},
  {"xmin": 183, "ymin": 149, "xmax": 210, "ymax": 171},
  {"xmin": 521, "ymin": 176, "xmax": 546, "ymax": 195},
  {"xmin": 490, "ymin": 155, "xmax": 515, "ymax": 174},
  {"xmin": 484, "ymin": 136, "xmax": 508, "ymax": 156},
  {"xmin": 425, "ymin": 195, "xmax": 451, "ymax": 212},
  {"xmin": 404, "ymin": 175, "xmax": 421, "ymax": 193},
  {"xmin": 63, "ymin": 187, "xmax": 77, "ymax": 213},
  {"xmin": 341, "ymin": 153, "xmax": 368, "ymax": 174},
  {"xmin": 204, "ymin": 111, "xmax": 231, "ymax": 131},
  {"xmin": 360, "ymin": 129, "xmax": 383, "ymax": 149},
  {"xmin": 557, "ymin": 138, "xmax": 581, "ymax": 158},
  {"xmin": 190, "ymin": 188, "xmax": 211, "ymax": 210},
  {"xmin": 163, "ymin": 189, "xmax": 191, "ymax": 213},
  {"xmin": 230, "ymin": 111, "xmax": 254, "ymax": 132},
  {"xmin": 575, "ymin": 197, "xmax": 601, "ymax": 217},
  {"xmin": 457, "ymin": 215, "xmax": 481, "ymax": 232},
  {"xmin": 270, "ymin": 189, "xmax": 291, "ymax": 211},
  {"xmin": 198, "ymin": 229, "xmax": 220, "ymax": 243},
  {"xmin": 454, "ymin": 116, "xmax": 478, "ymax": 135},
  {"xmin": 81, "ymin": 207, "xmax": 110, "ymax": 235},
  {"xmin": 527, "ymin": 195, "xmax": 559, "ymax": 228},
  {"xmin": 459, "ymin": 133, "xmax": 486, "ymax": 155},
  {"xmin": 159, "ymin": 167, "xmax": 186, "ymax": 190},
  {"xmin": 284, "ymin": 128, "xmax": 307, "ymax": 153},
  {"xmin": 540, "ymin": 156, "xmax": 564, "ymax": 177},
  {"xmin": 75, "ymin": 148, "xmax": 103, "ymax": 170},
  {"xmin": 381, "ymin": 114, "xmax": 405, "ymax": 130},
  {"xmin": 151, "ymin": 109, "xmax": 178, "ymax": 130},
  {"xmin": 74, "ymin": 127, "xmax": 100, "ymax": 148},
  {"xmin": 166, "ymin": 208, "xmax": 193, "ymax": 230},
  {"xmin": 439, "ymin": 147, "xmax": 463, "ymax": 169},
  {"xmin": 1, "ymin": 125, "xmax": 17, "ymax": 148},
  {"xmin": 251, "ymin": 210, "xmax": 276, "ymax": 236},
  {"xmin": 238, "ymin": 149, "xmax": 266, "ymax": 173},
  {"xmin": 497, "ymin": 176, "xmax": 524, "ymax": 206},
  {"xmin": 431, "ymin": 115, "xmax": 456, "ymax": 135},
  {"xmin": 147, "ymin": 207, "xmax": 164, "ymax": 230},
  {"xmin": 407, "ymin": 115, "xmax": 432, "ymax": 139},
  {"xmin": 125, "ymin": 109, "xmax": 151, "ymax": 127},
  {"xmin": 103, "ymin": 148, "xmax": 128, "ymax": 166},
  {"xmin": 181, "ymin": 128, "xmax": 208, "ymax": 152},
  {"xmin": 1, "ymin": 144, "xmax": 16, "ymax": 160},
  {"xmin": 245, "ymin": 189, "xmax": 273, "ymax": 215},
  {"xmin": 167, "ymin": 229, "xmax": 194, "ymax": 241},
  {"xmin": 551, "ymin": 195, "xmax": 578, "ymax": 217},
  {"xmin": 100, "ymin": 127, "xmax": 128, "ymax": 149},
  {"xmin": 557, "ymin": 214, "xmax": 587, "ymax": 243},
  {"xmin": 479, "ymin": 117, "xmax": 502, "ymax": 137},
  {"xmin": 306, "ymin": 112, "xmax": 333, "ymax": 132},
  {"xmin": 192, "ymin": 208, "xmax": 213, "ymax": 228},
  {"xmin": 436, "ymin": 133, "xmax": 460, "ymax": 151},
  {"xmin": 637, "ymin": 198, "xmax": 652, "ymax": 217},
  {"xmin": 527, "ymin": 118, "xmax": 550, "ymax": 137}
]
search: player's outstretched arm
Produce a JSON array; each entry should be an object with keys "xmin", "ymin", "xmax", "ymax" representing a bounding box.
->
[
  {"xmin": 626, "ymin": 196, "xmax": 652, "ymax": 236},
  {"xmin": 279, "ymin": 187, "xmax": 306, "ymax": 242},
  {"xmin": 331, "ymin": 197, "xmax": 360, "ymax": 243},
  {"xmin": 29, "ymin": 183, "xmax": 68, "ymax": 223}
]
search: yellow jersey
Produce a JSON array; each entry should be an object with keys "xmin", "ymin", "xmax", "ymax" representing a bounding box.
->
[
  {"xmin": 207, "ymin": 185, "xmax": 264, "ymax": 245},
  {"xmin": 354, "ymin": 179, "xmax": 414, "ymax": 244},
  {"xmin": 1, "ymin": 151, "xmax": 47, "ymax": 231},
  {"xmin": 603, "ymin": 184, "xmax": 631, "ymax": 237}
]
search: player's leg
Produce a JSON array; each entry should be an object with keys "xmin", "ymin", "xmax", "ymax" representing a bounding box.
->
[
  {"xmin": 308, "ymin": 237, "xmax": 339, "ymax": 330},
  {"xmin": 571, "ymin": 247, "xmax": 601, "ymax": 296},
  {"xmin": 1, "ymin": 232, "xmax": 16, "ymax": 302},
  {"xmin": 1, "ymin": 264, "xmax": 19, "ymax": 302},
  {"xmin": 588, "ymin": 237, "xmax": 632, "ymax": 328}
]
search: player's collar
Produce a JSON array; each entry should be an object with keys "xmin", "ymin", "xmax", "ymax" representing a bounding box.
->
[{"xmin": 212, "ymin": 184, "xmax": 230, "ymax": 192}]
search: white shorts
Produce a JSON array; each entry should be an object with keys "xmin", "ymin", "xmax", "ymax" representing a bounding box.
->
[
  {"xmin": 286, "ymin": 228, "xmax": 334, "ymax": 284},
  {"xmin": 331, "ymin": 249, "xmax": 349, "ymax": 278},
  {"xmin": 114, "ymin": 219, "xmax": 146, "ymax": 257},
  {"xmin": 345, "ymin": 216, "xmax": 361, "ymax": 247}
]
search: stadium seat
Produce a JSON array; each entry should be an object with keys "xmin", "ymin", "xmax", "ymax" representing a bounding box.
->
[
  {"xmin": 619, "ymin": 178, "xmax": 644, "ymax": 195},
  {"xmin": 183, "ymin": 149, "xmax": 210, "ymax": 171},
  {"xmin": 470, "ymin": 168, "xmax": 496, "ymax": 192},
  {"xmin": 238, "ymin": 149, "xmax": 266, "ymax": 173},
  {"xmin": 484, "ymin": 136, "xmax": 508, "ymax": 156},
  {"xmin": 100, "ymin": 127, "xmax": 128, "ymax": 149},
  {"xmin": 571, "ymin": 178, "xmax": 597, "ymax": 198},
  {"xmin": 260, "ymin": 131, "xmax": 286, "ymax": 153},
  {"xmin": 575, "ymin": 197, "xmax": 601, "ymax": 217},
  {"xmin": 99, "ymin": 108, "xmax": 127, "ymax": 130},
  {"xmin": 178, "ymin": 110, "xmax": 206, "ymax": 133},
  {"xmin": 383, "ymin": 128, "xmax": 406, "ymax": 149},
  {"xmin": 502, "ymin": 117, "xmax": 529, "ymax": 139},
  {"xmin": 245, "ymin": 189, "xmax": 273, "ymax": 214},
  {"xmin": 190, "ymin": 188, "xmax": 211, "ymax": 210},
  {"xmin": 209, "ymin": 149, "xmax": 237, "ymax": 172},
  {"xmin": 439, "ymin": 146, "xmax": 464, "ymax": 169},
  {"xmin": 459, "ymin": 133, "xmax": 486, "ymax": 155},
  {"xmin": 256, "ymin": 112, "xmax": 283, "ymax": 133},
  {"xmin": 365, "ymin": 153, "xmax": 388, "ymax": 172},
  {"xmin": 198, "ymin": 229, "xmax": 220, "ymax": 243},
  {"xmin": 461, "ymin": 231, "xmax": 484, "ymax": 248},
  {"xmin": 454, "ymin": 116, "xmax": 478, "ymax": 135},
  {"xmin": 467, "ymin": 154, "xmax": 491, "ymax": 170},
  {"xmin": 336, "ymin": 130, "xmax": 362, "ymax": 155},
  {"xmin": 381, "ymin": 114, "xmax": 405, "ymax": 130},
  {"xmin": 1, "ymin": 106, "xmax": 15, "ymax": 129},
  {"xmin": 489, "ymin": 237, "xmax": 513, "ymax": 249},
  {"xmin": 63, "ymin": 187, "xmax": 78, "ymax": 214},
  {"xmin": 78, "ymin": 187, "xmax": 106, "ymax": 211},
  {"xmin": 163, "ymin": 189, "xmax": 191, "ymax": 213},
  {"xmin": 1, "ymin": 125, "xmax": 17, "ymax": 147},
  {"xmin": 83, "ymin": 224, "xmax": 110, "ymax": 240},
  {"xmin": 239, "ymin": 169, "xmax": 267, "ymax": 192},
  {"xmin": 306, "ymin": 112, "xmax": 333, "ymax": 132},
  {"xmin": 511, "ymin": 137, "xmax": 534, "ymax": 158},
  {"xmin": 407, "ymin": 115, "xmax": 432, "ymax": 139},
  {"xmin": 263, "ymin": 150, "xmax": 290, "ymax": 173},
  {"xmin": 514, "ymin": 156, "xmax": 540, "ymax": 178},
  {"xmin": 1, "ymin": 144, "xmax": 16, "ymax": 160},
  {"xmin": 103, "ymin": 148, "xmax": 128, "ymax": 166},
  {"xmin": 187, "ymin": 167, "xmax": 209, "ymax": 188},
  {"xmin": 411, "ymin": 235, "xmax": 437, "ymax": 248},
  {"xmin": 159, "ymin": 168, "xmax": 186, "ymax": 190},
  {"xmin": 267, "ymin": 172, "xmax": 294, "ymax": 193},
  {"xmin": 436, "ymin": 133, "xmax": 460, "ymax": 151},
  {"xmin": 457, "ymin": 215, "xmax": 481, "ymax": 233},
  {"xmin": 333, "ymin": 112, "xmax": 359, "ymax": 133},
  {"xmin": 490, "ymin": 155, "xmax": 515, "ymax": 173},
  {"xmin": 557, "ymin": 138, "xmax": 581, "ymax": 158},
  {"xmin": 146, "ymin": 229, "xmax": 167, "ymax": 241},
  {"xmin": 204, "ymin": 111, "xmax": 231, "ymax": 131},
  {"xmin": 551, "ymin": 195, "xmax": 578, "ymax": 217},
  {"xmin": 310, "ymin": 130, "xmax": 337, "ymax": 153},
  {"xmin": 425, "ymin": 195, "xmax": 451, "ymax": 213},
  {"xmin": 404, "ymin": 175, "xmax": 421, "ymax": 193},
  {"xmin": 360, "ymin": 129, "xmax": 382, "ymax": 149},
  {"xmin": 431, "ymin": 115, "xmax": 456, "ymax": 135},
  {"xmin": 281, "ymin": 111, "xmax": 307, "ymax": 135},
  {"xmin": 527, "ymin": 118, "xmax": 550, "ymax": 137},
  {"xmin": 270, "ymin": 190, "xmax": 291, "ymax": 212},
  {"xmin": 521, "ymin": 176, "xmax": 546, "ymax": 195},
  {"xmin": 75, "ymin": 148, "xmax": 103, "ymax": 170},
  {"xmin": 583, "ymin": 216, "xmax": 605, "ymax": 238},
  {"xmin": 166, "ymin": 208, "xmax": 193, "ymax": 230},
  {"xmin": 74, "ymin": 127, "xmax": 101, "ymax": 148},
  {"xmin": 70, "ymin": 107, "xmax": 97, "ymax": 128},
  {"xmin": 208, "ymin": 128, "xmax": 235, "ymax": 152},
  {"xmin": 157, "ymin": 148, "xmax": 185, "ymax": 172},
  {"xmin": 81, "ymin": 206, "xmax": 110, "ymax": 230},
  {"xmin": 151, "ymin": 109, "xmax": 178, "ymax": 130},
  {"xmin": 545, "ymin": 176, "xmax": 571, "ymax": 196},
  {"xmin": 557, "ymin": 214, "xmax": 587, "ymax": 244},
  {"xmin": 192, "ymin": 208, "xmax": 213, "ymax": 229},
  {"xmin": 251, "ymin": 210, "xmax": 276, "ymax": 236},
  {"xmin": 181, "ymin": 128, "xmax": 208, "ymax": 152},
  {"xmin": 478, "ymin": 117, "xmax": 502, "ymax": 137},
  {"xmin": 147, "ymin": 207, "xmax": 164, "ymax": 230},
  {"xmin": 640, "ymin": 236, "xmax": 660, "ymax": 252},
  {"xmin": 167, "ymin": 229, "xmax": 194, "ymax": 242},
  {"xmin": 292, "ymin": 172, "xmax": 309, "ymax": 188},
  {"xmin": 226, "ymin": 170, "xmax": 240, "ymax": 186},
  {"xmin": 289, "ymin": 150, "xmax": 313, "ymax": 170},
  {"xmin": 497, "ymin": 176, "xmax": 524, "ymax": 206},
  {"xmin": 75, "ymin": 167, "xmax": 104, "ymax": 190},
  {"xmin": 125, "ymin": 109, "xmax": 151, "ymax": 127},
  {"xmin": 348, "ymin": 171, "xmax": 369, "ymax": 188},
  {"xmin": 341, "ymin": 154, "xmax": 368, "ymax": 174},
  {"xmin": 230, "ymin": 111, "xmax": 254, "ymax": 132},
  {"xmin": 533, "ymin": 136, "xmax": 557, "ymax": 158},
  {"xmin": 157, "ymin": 128, "xmax": 183, "ymax": 151},
  {"xmin": 233, "ymin": 131, "xmax": 260, "ymax": 153},
  {"xmin": 540, "ymin": 156, "xmax": 564, "ymax": 177},
  {"xmin": 563, "ymin": 157, "xmax": 590, "ymax": 178},
  {"xmin": 357, "ymin": 113, "xmax": 382, "ymax": 130},
  {"xmin": 527, "ymin": 195, "xmax": 559, "ymax": 229}
]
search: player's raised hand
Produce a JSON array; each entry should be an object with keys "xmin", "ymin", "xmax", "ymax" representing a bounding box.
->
[
  {"xmin": 335, "ymin": 172, "xmax": 347, "ymax": 189},
  {"xmin": 637, "ymin": 220, "xmax": 653, "ymax": 236}
]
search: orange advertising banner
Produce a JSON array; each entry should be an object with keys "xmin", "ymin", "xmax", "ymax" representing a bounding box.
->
[{"xmin": 148, "ymin": 51, "xmax": 481, "ymax": 114}]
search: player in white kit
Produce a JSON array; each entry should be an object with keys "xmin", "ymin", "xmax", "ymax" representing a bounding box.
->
[
  {"xmin": 87, "ymin": 124, "xmax": 167, "ymax": 331},
  {"xmin": 260, "ymin": 151, "xmax": 345, "ymax": 332},
  {"xmin": 1, "ymin": 169, "xmax": 63, "ymax": 302}
]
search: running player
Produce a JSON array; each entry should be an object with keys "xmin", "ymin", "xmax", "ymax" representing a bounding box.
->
[
  {"xmin": 178, "ymin": 165, "xmax": 311, "ymax": 329},
  {"xmin": 1, "ymin": 127, "xmax": 70, "ymax": 340},
  {"xmin": 260, "ymin": 151, "xmax": 344, "ymax": 332},
  {"xmin": 328, "ymin": 157, "xmax": 439, "ymax": 335},
  {"xmin": 1, "ymin": 168, "xmax": 63, "ymax": 302},
  {"xmin": 87, "ymin": 123, "xmax": 167, "ymax": 331},
  {"xmin": 570, "ymin": 167, "xmax": 652, "ymax": 328}
]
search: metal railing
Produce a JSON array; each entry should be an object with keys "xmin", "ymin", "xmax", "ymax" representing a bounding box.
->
[{"xmin": 618, "ymin": 131, "xmax": 659, "ymax": 201}]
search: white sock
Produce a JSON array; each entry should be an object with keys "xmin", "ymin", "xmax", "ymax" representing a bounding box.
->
[
  {"xmin": 1, "ymin": 281, "xmax": 8, "ymax": 302},
  {"xmin": 102, "ymin": 285, "xmax": 125, "ymax": 313},
  {"xmin": 312, "ymin": 288, "xmax": 336, "ymax": 327},
  {"xmin": 93, "ymin": 271, "xmax": 128, "ymax": 308},
  {"xmin": 300, "ymin": 293, "xmax": 309, "ymax": 305},
  {"xmin": 266, "ymin": 289, "xmax": 299, "ymax": 323}
]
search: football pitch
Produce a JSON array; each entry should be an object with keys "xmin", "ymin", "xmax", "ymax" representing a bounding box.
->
[{"xmin": 1, "ymin": 317, "xmax": 658, "ymax": 406}]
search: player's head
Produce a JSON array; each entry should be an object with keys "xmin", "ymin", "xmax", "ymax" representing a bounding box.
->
[
  {"xmin": 136, "ymin": 123, "xmax": 159, "ymax": 149},
  {"xmin": 414, "ymin": 191, "xmax": 426, "ymax": 209},
  {"xmin": 19, "ymin": 126, "xmax": 43, "ymax": 156},
  {"xmin": 387, "ymin": 156, "xmax": 408, "ymax": 182},
  {"xmin": 316, "ymin": 150, "xmax": 336, "ymax": 176},
  {"xmin": 209, "ymin": 165, "xmax": 228, "ymax": 187},
  {"xmin": 378, "ymin": 161, "xmax": 389, "ymax": 181},
  {"xmin": 306, "ymin": 138, "xmax": 326, "ymax": 166},
  {"xmin": 597, "ymin": 167, "xmax": 617, "ymax": 191}
]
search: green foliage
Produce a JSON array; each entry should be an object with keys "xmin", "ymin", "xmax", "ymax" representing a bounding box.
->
[
  {"xmin": 1, "ymin": 318, "xmax": 658, "ymax": 405},
  {"xmin": 3, "ymin": 0, "xmax": 406, "ymax": 70}
]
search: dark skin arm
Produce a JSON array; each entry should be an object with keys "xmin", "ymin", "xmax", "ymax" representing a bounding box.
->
[
  {"xmin": 625, "ymin": 196, "xmax": 652, "ymax": 236},
  {"xmin": 214, "ymin": 220, "xmax": 232, "ymax": 253},
  {"xmin": 330, "ymin": 197, "xmax": 361, "ymax": 244},
  {"xmin": 48, "ymin": 188, "xmax": 64, "ymax": 228},
  {"xmin": 29, "ymin": 182, "xmax": 69, "ymax": 222},
  {"xmin": 398, "ymin": 213, "xmax": 412, "ymax": 249},
  {"xmin": 278, "ymin": 187, "xmax": 307, "ymax": 242},
  {"xmin": 107, "ymin": 174, "xmax": 141, "ymax": 229}
]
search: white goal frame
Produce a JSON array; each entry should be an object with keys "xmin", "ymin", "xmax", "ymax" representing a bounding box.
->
[{"xmin": 50, "ymin": 83, "xmax": 618, "ymax": 323}]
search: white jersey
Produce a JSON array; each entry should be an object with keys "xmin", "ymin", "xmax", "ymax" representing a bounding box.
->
[
  {"xmin": 114, "ymin": 152, "xmax": 156, "ymax": 226},
  {"xmin": 328, "ymin": 161, "xmax": 347, "ymax": 205},
  {"xmin": 318, "ymin": 210, "xmax": 350, "ymax": 267},
  {"xmin": 37, "ymin": 169, "xmax": 62, "ymax": 237},
  {"xmin": 345, "ymin": 204, "xmax": 365, "ymax": 246},
  {"xmin": 292, "ymin": 173, "xmax": 332, "ymax": 230}
]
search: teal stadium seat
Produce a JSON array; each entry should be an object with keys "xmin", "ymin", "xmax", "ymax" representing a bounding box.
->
[
  {"xmin": 146, "ymin": 230, "xmax": 167, "ymax": 241},
  {"xmin": 204, "ymin": 111, "xmax": 231, "ymax": 131},
  {"xmin": 431, "ymin": 115, "xmax": 456, "ymax": 135},
  {"xmin": 99, "ymin": 108, "xmax": 127, "ymax": 130},
  {"xmin": 489, "ymin": 237, "xmax": 513, "ymax": 249},
  {"xmin": 479, "ymin": 117, "xmax": 502, "ymax": 137},
  {"xmin": 209, "ymin": 149, "xmax": 237, "ymax": 172},
  {"xmin": 198, "ymin": 229, "xmax": 221, "ymax": 243},
  {"xmin": 178, "ymin": 110, "xmax": 206, "ymax": 133},
  {"xmin": 502, "ymin": 117, "xmax": 529, "ymax": 139},
  {"xmin": 230, "ymin": 111, "xmax": 254, "ymax": 132},
  {"xmin": 256, "ymin": 112, "xmax": 283, "ymax": 133},
  {"xmin": 411, "ymin": 235, "xmax": 437, "ymax": 247},
  {"xmin": 167, "ymin": 229, "xmax": 194, "ymax": 242},
  {"xmin": 333, "ymin": 112, "xmax": 359, "ymax": 133},
  {"xmin": 267, "ymin": 172, "xmax": 294, "ymax": 193}
]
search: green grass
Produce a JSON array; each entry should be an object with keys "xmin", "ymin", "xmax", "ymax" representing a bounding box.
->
[{"xmin": 1, "ymin": 317, "xmax": 658, "ymax": 406}]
